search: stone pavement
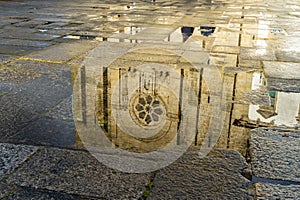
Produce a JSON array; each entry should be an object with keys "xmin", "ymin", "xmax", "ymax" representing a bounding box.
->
[
  {"xmin": 250, "ymin": 128, "xmax": 300, "ymax": 199},
  {"xmin": 0, "ymin": 0, "xmax": 299, "ymax": 199}
]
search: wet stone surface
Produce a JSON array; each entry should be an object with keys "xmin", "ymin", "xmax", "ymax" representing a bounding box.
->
[
  {"xmin": 250, "ymin": 128, "xmax": 300, "ymax": 183},
  {"xmin": 0, "ymin": 182, "xmax": 96, "ymax": 200},
  {"xmin": 0, "ymin": 143, "xmax": 38, "ymax": 180},
  {"xmin": 4, "ymin": 147, "xmax": 151, "ymax": 199},
  {"xmin": 250, "ymin": 128, "xmax": 300, "ymax": 199},
  {"xmin": 0, "ymin": 59, "xmax": 73, "ymax": 145},
  {"xmin": 254, "ymin": 183, "xmax": 300, "ymax": 200},
  {"xmin": 149, "ymin": 148, "xmax": 253, "ymax": 199},
  {"xmin": 0, "ymin": 0, "xmax": 300, "ymax": 199}
]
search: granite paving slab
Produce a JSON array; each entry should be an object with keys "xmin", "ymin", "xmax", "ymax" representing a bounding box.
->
[
  {"xmin": 0, "ymin": 182, "xmax": 96, "ymax": 200},
  {"xmin": 5, "ymin": 147, "xmax": 151, "ymax": 199},
  {"xmin": 0, "ymin": 76, "xmax": 72, "ymax": 138},
  {"xmin": 6, "ymin": 118, "xmax": 75, "ymax": 147},
  {"xmin": 254, "ymin": 183, "xmax": 300, "ymax": 200},
  {"xmin": 0, "ymin": 38, "xmax": 52, "ymax": 48},
  {"xmin": 25, "ymin": 40, "xmax": 99, "ymax": 63},
  {"xmin": 0, "ymin": 45, "xmax": 40, "ymax": 56},
  {"xmin": 148, "ymin": 148, "xmax": 253, "ymax": 200},
  {"xmin": 250, "ymin": 128, "xmax": 300, "ymax": 182}
]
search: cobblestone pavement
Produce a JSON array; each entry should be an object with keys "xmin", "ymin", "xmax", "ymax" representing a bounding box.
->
[{"xmin": 0, "ymin": 0, "xmax": 299, "ymax": 199}]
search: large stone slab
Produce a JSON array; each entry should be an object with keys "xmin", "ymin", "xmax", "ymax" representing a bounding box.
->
[
  {"xmin": 0, "ymin": 76, "xmax": 72, "ymax": 138},
  {"xmin": 0, "ymin": 38, "xmax": 52, "ymax": 48},
  {"xmin": 25, "ymin": 40, "xmax": 99, "ymax": 63},
  {"xmin": 6, "ymin": 118, "xmax": 75, "ymax": 147},
  {"xmin": 250, "ymin": 128, "xmax": 300, "ymax": 182},
  {"xmin": 0, "ymin": 182, "xmax": 94, "ymax": 200},
  {"xmin": 275, "ymin": 50, "xmax": 300, "ymax": 63},
  {"xmin": 0, "ymin": 45, "xmax": 40, "ymax": 56},
  {"xmin": 5, "ymin": 147, "xmax": 151, "ymax": 199},
  {"xmin": 0, "ymin": 143, "xmax": 38, "ymax": 180},
  {"xmin": 149, "ymin": 148, "xmax": 253, "ymax": 199},
  {"xmin": 254, "ymin": 183, "xmax": 300, "ymax": 200}
]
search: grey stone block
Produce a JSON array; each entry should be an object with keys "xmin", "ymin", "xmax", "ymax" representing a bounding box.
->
[
  {"xmin": 267, "ymin": 78, "xmax": 300, "ymax": 93},
  {"xmin": 25, "ymin": 40, "xmax": 99, "ymax": 63},
  {"xmin": 255, "ymin": 183, "xmax": 300, "ymax": 200},
  {"xmin": 0, "ymin": 182, "xmax": 95, "ymax": 200},
  {"xmin": 250, "ymin": 128, "xmax": 300, "ymax": 182},
  {"xmin": 7, "ymin": 118, "xmax": 75, "ymax": 147},
  {"xmin": 6, "ymin": 147, "xmax": 151, "ymax": 199},
  {"xmin": 149, "ymin": 148, "xmax": 252, "ymax": 200},
  {"xmin": 0, "ymin": 76, "xmax": 72, "ymax": 138}
]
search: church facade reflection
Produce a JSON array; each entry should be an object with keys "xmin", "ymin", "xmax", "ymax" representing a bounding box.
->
[{"xmin": 74, "ymin": 42, "xmax": 299, "ymax": 157}]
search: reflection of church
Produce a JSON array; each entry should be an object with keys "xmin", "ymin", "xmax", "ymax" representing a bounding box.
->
[
  {"xmin": 94, "ymin": 49, "xmax": 207, "ymax": 152},
  {"xmin": 74, "ymin": 24, "xmax": 300, "ymax": 157},
  {"xmin": 74, "ymin": 44, "xmax": 258, "ymax": 156},
  {"xmin": 248, "ymin": 72, "xmax": 300, "ymax": 127}
]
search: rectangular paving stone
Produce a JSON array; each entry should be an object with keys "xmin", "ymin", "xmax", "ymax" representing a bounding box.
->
[
  {"xmin": 0, "ymin": 76, "xmax": 72, "ymax": 138},
  {"xmin": 149, "ymin": 148, "xmax": 252, "ymax": 200},
  {"xmin": 5, "ymin": 60, "xmax": 72, "ymax": 75},
  {"xmin": 0, "ymin": 45, "xmax": 40, "ymax": 56},
  {"xmin": 7, "ymin": 118, "xmax": 75, "ymax": 147},
  {"xmin": 0, "ymin": 38, "xmax": 53, "ymax": 48},
  {"xmin": 25, "ymin": 40, "xmax": 99, "ymax": 63},
  {"xmin": 254, "ymin": 183, "xmax": 300, "ymax": 200},
  {"xmin": 250, "ymin": 128, "xmax": 300, "ymax": 182},
  {"xmin": 0, "ymin": 143, "xmax": 38, "ymax": 180},
  {"xmin": 129, "ymin": 27, "xmax": 174, "ymax": 41},
  {"xmin": 0, "ymin": 182, "xmax": 95, "ymax": 200},
  {"xmin": 6, "ymin": 147, "xmax": 151, "ymax": 199}
]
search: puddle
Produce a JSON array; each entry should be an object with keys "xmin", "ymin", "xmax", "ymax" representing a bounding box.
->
[
  {"xmin": 63, "ymin": 26, "xmax": 145, "ymax": 42},
  {"xmin": 71, "ymin": 34, "xmax": 300, "ymax": 163},
  {"xmin": 248, "ymin": 72, "xmax": 300, "ymax": 128},
  {"xmin": 165, "ymin": 26, "xmax": 216, "ymax": 43}
]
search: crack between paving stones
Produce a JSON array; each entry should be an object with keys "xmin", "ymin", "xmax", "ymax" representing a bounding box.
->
[
  {"xmin": 139, "ymin": 172, "xmax": 156, "ymax": 200},
  {"xmin": 252, "ymin": 176, "xmax": 300, "ymax": 186}
]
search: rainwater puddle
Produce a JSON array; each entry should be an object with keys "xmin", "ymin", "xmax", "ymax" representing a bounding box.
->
[
  {"xmin": 57, "ymin": 1, "xmax": 300, "ymax": 161},
  {"xmin": 72, "ymin": 37, "xmax": 299, "ymax": 158}
]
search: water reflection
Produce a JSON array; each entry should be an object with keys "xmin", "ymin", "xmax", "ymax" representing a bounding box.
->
[
  {"xmin": 181, "ymin": 26, "xmax": 194, "ymax": 42},
  {"xmin": 73, "ymin": 41, "xmax": 299, "ymax": 159},
  {"xmin": 70, "ymin": 11, "xmax": 299, "ymax": 163},
  {"xmin": 165, "ymin": 26, "xmax": 215, "ymax": 43},
  {"xmin": 249, "ymin": 72, "xmax": 300, "ymax": 127}
]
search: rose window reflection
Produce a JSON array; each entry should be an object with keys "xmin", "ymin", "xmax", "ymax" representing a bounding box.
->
[{"xmin": 134, "ymin": 94, "xmax": 164, "ymax": 125}]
